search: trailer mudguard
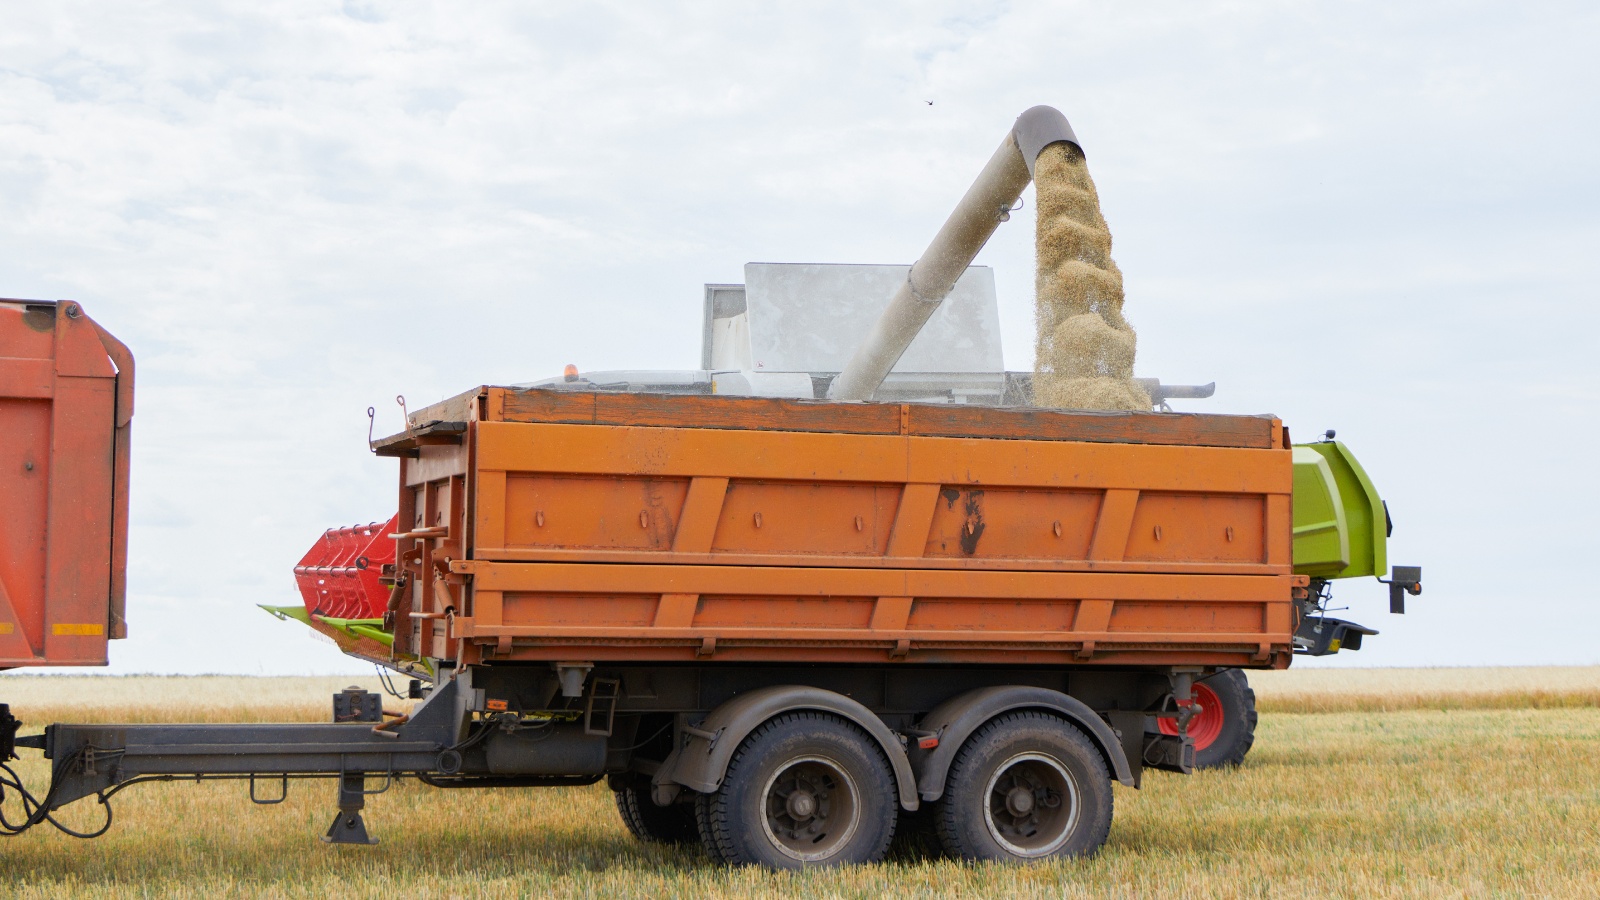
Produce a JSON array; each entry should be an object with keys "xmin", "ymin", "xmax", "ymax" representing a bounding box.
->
[
  {"xmin": 663, "ymin": 685, "xmax": 920, "ymax": 811},
  {"xmin": 909, "ymin": 686, "xmax": 1135, "ymax": 801}
]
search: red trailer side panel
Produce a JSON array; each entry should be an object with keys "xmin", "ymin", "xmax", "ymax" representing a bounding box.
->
[{"xmin": 0, "ymin": 300, "xmax": 132, "ymax": 669}]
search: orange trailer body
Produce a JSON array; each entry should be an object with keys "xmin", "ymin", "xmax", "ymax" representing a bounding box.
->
[
  {"xmin": 382, "ymin": 387, "xmax": 1299, "ymax": 671},
  {"xmin": 0, "ymin": 300, "xmax": 133, "ymax": 670}
]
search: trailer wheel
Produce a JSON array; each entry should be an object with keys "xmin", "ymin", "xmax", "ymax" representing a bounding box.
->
[
  {"xmin": 1158, "ymin": 669, "xmax": 1257, "ymax": 769},
  {"xmin": 694, "ymin": 711, "xmax": 897, "ymax": 868},
  {"xmin": 935, "ymin": 711, "xmax": 1113, "ymax": 862},
  {"xmin": 614, "ymin": 777, "xmax": 698, "ymax": 845}
]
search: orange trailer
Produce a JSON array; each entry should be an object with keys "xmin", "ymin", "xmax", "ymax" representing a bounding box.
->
[
  {"xmin": 5, "ymin": 107, "xmax": 1417, "ymax": 869},
  {"xmin": 376, "ymin": 389, "xmax": 1301, "ymax": 672}
]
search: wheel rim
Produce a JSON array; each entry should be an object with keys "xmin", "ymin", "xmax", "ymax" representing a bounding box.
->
[
  {"xmin": 1157, "ymin": 682, "xmax": 1225, "ymax": 750},
  {"xmin": 981, "ymin": 752, "xmax": 1080, "ymax": 858},
  {"xmin": 758, "ymin": 755, "xmax": 861, "ymax": 862}
]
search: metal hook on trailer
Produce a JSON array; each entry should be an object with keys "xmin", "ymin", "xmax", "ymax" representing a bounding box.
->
[
  {"xmin": 396, "ymin": 395, "xmax": 416, "ymax": 438},
  {"xmin": 345, "ymin": 769, "xmax": 396, "ymax": 796},
  {"xmin": 249, "ymin": 773, "xmax": 289, "ymax": 805}
]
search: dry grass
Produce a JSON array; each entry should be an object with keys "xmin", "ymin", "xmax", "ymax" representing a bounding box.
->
[
  {"xmin": 0, "ymin": 674, "xmax": 398, "ymax": 725},
  {"xmin": 1250, "ymin": 665, "xmax": 1600, "ymax": 713},
  {"xmin": 3, "ymin": 668, "xmax": 1598, "ymax": 898}
]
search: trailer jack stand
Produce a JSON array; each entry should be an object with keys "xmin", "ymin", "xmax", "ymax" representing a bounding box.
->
[{"xmin": 323, "ymin": 774, "xmax": 378, "ymax": 846}]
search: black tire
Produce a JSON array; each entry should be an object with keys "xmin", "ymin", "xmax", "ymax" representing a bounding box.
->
[
  {"xmin": 614, "ymin": 777, "xmax": 698, "ymax": 845},
  {"xmin": 695, "ymin": 712, "xmax": 897, "ymax": 868},
  {"xmin": 935, "ymin": 711, "xmax": 1113, "ymax": 862},
  {"xmin": 1192, "ymin": 669, "xmax": 1257, "ymax": 769}
]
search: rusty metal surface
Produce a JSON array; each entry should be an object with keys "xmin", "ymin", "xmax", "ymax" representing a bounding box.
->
[
  {"xmin": 0, "ymin": 300, "xmax": 132, "ymax": 669},
  {"xmin": 489, "ymin": 390, "xmax": 1279, "ymax": 449}
]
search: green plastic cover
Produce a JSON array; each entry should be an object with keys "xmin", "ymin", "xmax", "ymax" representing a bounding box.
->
[{"xmin": 1292, "ymin": 442, "xmax": 1388, "ymax": 579}]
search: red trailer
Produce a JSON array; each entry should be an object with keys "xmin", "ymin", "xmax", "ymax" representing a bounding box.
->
[{"xmin": 0, "ymin": 299, "xmax": 132, "ymax": 670}]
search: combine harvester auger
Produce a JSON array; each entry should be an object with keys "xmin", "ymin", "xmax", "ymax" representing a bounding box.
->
[{"xmin": 2, "ymin": 106, "xmax": 1422, "ymax": 866}]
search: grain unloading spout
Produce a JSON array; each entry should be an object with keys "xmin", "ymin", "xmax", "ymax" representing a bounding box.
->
[{"xmin": 827, "ymin": 106, "xmax": 1081, "ymax": 401}]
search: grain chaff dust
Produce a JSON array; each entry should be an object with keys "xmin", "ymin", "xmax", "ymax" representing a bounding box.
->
[{"xmin": 1032, "ymin": 143, "xmax": 1149, "ymax": 411}]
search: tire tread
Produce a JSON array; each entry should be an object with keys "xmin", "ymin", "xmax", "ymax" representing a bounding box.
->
[
  {"xmin": 697, "ymin": 711, "xmax": 896, "ymax": 867},
  {"xmin": 934, "ymin": 710, "xmax": 1113, "ymax": 862},
  {"xmin": 614, "ymin": 779, "xmax": 697, "ymax": 845},
  {"xmin": 1194, "ymin": 669, "xmax": 1257, "ymax": 769}
]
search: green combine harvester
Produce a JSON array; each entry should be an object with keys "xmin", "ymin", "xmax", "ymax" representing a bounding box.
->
[{"xmin": 1293, "ymin": 432, "xmax": 1423, "ymax": 652}]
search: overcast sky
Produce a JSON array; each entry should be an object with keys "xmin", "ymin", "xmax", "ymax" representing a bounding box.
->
[{"xmin": 3, "ymin": 1, "xmax": 1596, "ymax": 674}]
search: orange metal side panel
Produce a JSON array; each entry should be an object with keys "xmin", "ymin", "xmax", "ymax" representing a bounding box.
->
[
  {"xmin": 411, "ymin": 414, "xmax": 1298, "ymax": 668},
  {"xmin": 1124, "ymin": 493, "xmax": 1266, "ymax": 563},
  {"xmin": 923, "ymin": 487, "xmax": 1100, "ymax": 560},
  {"xmin": 475, "ymin": 422, "xmax": 1290, "ymax": 493},
  {"xmin": 470, "ymin": 422, "xmax": 1290, "ymax": 575},
  {"xmin": 0, "ymin": 301, "xmax": 131, "ymax": 669},
  {"xmin": 502, "ymin": 474, "xmax": 688, "ymax": 551},
  {"xmin": 711, "ymin": 481, "xmax": 899, "ymax": 557}
]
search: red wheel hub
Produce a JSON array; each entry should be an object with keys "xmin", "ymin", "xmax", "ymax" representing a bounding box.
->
[{"xmin": 1158, "ymin": 682, "xmax": 1225, "ymax": 751}]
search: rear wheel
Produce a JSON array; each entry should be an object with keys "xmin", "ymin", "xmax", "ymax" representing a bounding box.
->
[
  {"xmin": 614, "ymin": 777, "xmax": 698, "ymax": 845},
  {"xmin": 695, "ymin": 712, "xmax": 897, "ymax": 868},
  {"xmin": 935, "ymin": 712, "xmax": 1113, "ymax": 862},
  {"xmin": 1158, "ymin": 669, "xmax": 1257, "ymax": 769}
]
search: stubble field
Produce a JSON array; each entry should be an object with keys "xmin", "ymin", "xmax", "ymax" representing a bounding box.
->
[{"xmin": 2, "ymin": 666, "xmax": 1597, "ymax": 899}]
